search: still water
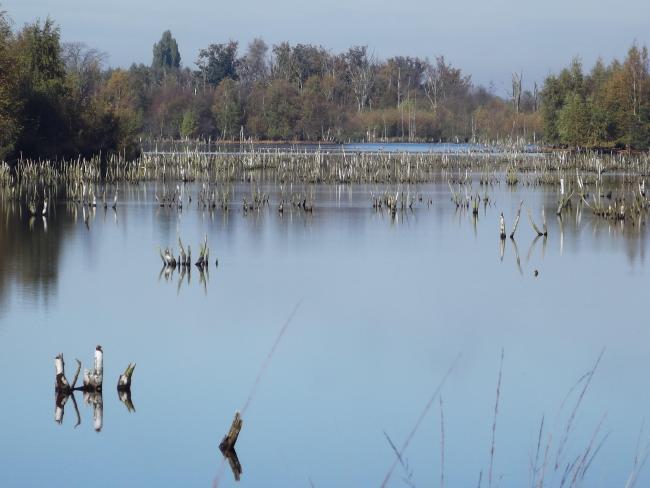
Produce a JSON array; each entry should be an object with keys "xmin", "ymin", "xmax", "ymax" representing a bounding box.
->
[{"xmin": 0, "ymin": 177, "xmax": 648, "ymax": 487}]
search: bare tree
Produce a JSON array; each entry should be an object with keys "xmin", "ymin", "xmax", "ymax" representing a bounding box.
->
[
  {"xmin": 346, "ymin": 46, "xmax": 375, "ymax": 112},
  {"xmin": 62, "ymin": 42, "xmax": 107, "ymax": 106},
  {"xmin": 424, "ymin": 60, "xmax": 442, "ymax": 113},
  {"xmin": 239, "ymin": 38, "xmax": 269, "ymax": 86},
  {"xmin": 512, "ymin": 71, "xmax": 523, "ymax": 114}
]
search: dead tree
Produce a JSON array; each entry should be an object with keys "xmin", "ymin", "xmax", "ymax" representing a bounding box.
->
[
  {"xmin": 424, "ymin": 62, "xmax": 442, "ymax": 113},
  {"xmin": 346, "ymin": 46, "xmax": 375, "ymax": 112},
  {"xmin": 512, "ymin": 72, "xmax": 523, "ymax": 114}
]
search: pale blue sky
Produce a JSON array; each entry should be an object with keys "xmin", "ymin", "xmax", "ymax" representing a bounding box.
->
[{"xmin": 3, "ymin": 0, "xmax": 649, "ymax": 92}]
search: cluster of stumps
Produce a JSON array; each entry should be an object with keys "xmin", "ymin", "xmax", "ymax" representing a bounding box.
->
[
  {"xmin": 54, "ymin": 345, "xmax": 136, "ymax": 431},
  {"xmin": 159, "ymin": 235, "xmax": 217, "ymax": 270}
]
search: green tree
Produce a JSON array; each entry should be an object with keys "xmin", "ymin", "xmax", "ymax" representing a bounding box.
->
[
  {"xmin": 212, "ymin": 78, "xmax": 241, "ymax": 140},
  {"xmin": 180, "ymin": 108, "xmax": 199, "ymax": 138},
  {"xmin": 196, "ymin": 41, "xmax": 238, "ymax": 87},
  {"xmin": 13, "ymin": 17, "xmax": 70, "ymax": 157},
  {"xmin": 152, "ymin": 30, "xmax": 181, "ymax": 73},
  {"xmin": 541, "ymin": 58, "xmax": 585, "ymax": 145},
  {"xmin": 0, "ymin": 8, "xmax": 19, "ymax": 159},
  {"xmin": 557, "ymin": 93, "xmax": 590, "ymax": 146},
  {"xmin": 300, "ymin": 76, "xmax": 332, "ymax": 139},
  {"xmin": 264, "ymin": 79, "xmax": 299, "ymax": 140}
]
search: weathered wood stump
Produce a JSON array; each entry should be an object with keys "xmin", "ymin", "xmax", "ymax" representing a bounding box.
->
[
  {"xmin": 117, "ymin": 363, "xmax": 136, "ymax": 391},
  {"xmin": 82, "ymin": 345, "xmax": 103, "ymax": 392},
  {"xmin": 219, "ymin": 411, "xmax": 242, "ymax": 452},
  {"xmin": 219, "ymin": 411, "xmax": 243, "ymax": 481}
]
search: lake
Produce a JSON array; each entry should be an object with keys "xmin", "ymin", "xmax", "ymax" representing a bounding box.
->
[{"xmin": 0, "ymin": 160, "xmax": 648, "ymax": 487}]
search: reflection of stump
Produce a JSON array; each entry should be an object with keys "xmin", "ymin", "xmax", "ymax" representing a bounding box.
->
[
  {"xmin": 55, "ymin": 391, "xmax": 69, "ymax": 424},
  {"xmin": 118, "ymin": 389, "xmax": 136, "ymax": 413},
  {"xmin": 83, "ymin": 391, "xmax": 103, "ymax": 432},
  {"xmin": 219, "ymin": 412, "xmax": 243, "ymax": 481},
  {"xmin": 223, "ymin": 448, "xmax": 242, "ymax": 481}
]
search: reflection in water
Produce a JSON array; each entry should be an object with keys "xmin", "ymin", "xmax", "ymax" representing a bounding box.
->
[
  {"xmin": 0, "ymin": 196, "xmax": 74, "ymax": 315},
  {"xmin": 1, "ymin": 174, "xmax": 649, "ymax": 485},
  {"xmin": 158, "ymin": 263, "xmax": 209, "ymax": 294},
  {"xmin": 83, "ymin": 391, "xmax": 104, "ymax": 432},
  {"xmin": 511, "ymin": 238, "xmax": 523, "ymax": 275},
  {"xmin": 54, "ymin": 390, "xmax": 81, "ymax": 428},
  {"xmin": 118, "ymin": 389, "xmax": 136, "ymax": 413}
]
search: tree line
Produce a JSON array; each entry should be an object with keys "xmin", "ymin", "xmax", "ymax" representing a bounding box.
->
[
  {"xmin": 0, "ymin": 6, "xmax": 648, "ymax": 161},
  {"xmin": 541, "ymin": 46, "xmax": 650, "ymax": 149}
]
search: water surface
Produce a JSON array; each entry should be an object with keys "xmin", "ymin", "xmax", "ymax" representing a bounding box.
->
[{"xmin": 0, "ymin": 176, "xmax": 648, "ymax": 487}]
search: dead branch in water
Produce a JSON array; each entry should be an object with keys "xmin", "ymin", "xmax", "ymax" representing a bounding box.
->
[
  {"xmin": 510, "ymin": 200, "xmax": 523, "ymax": 239},
  {"xmin": 527, "ymin": 208, "xmax": 547, "ymax": 236}
]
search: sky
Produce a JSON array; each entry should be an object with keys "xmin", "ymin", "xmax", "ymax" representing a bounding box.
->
[{"xmin": 3, "ymin": 0, "xmax": 649, "ymax": 93}]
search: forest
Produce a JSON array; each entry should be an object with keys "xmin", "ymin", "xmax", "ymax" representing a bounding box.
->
[{"xmin": 0, "ymin": 6, "xmax": 648, "ymax": 161}]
